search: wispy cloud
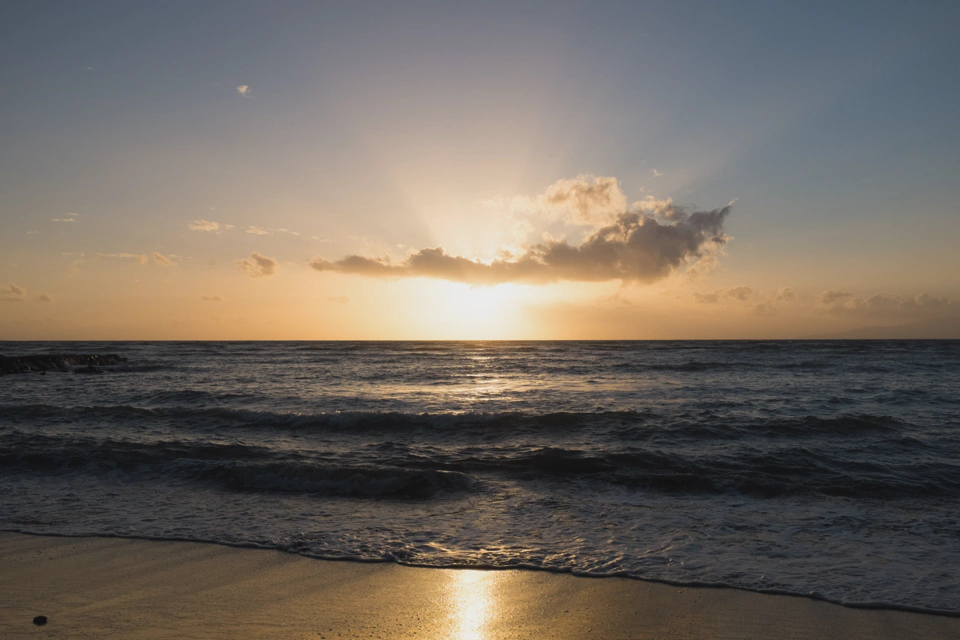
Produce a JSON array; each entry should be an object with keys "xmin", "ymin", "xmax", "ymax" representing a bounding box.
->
[
  {"xmin": 650, "ymin": 169, "xmax": 663, "ymax": 177},
  {"xmin": 246, "ymin": 225, "xmax": 302, "ymax": 237},
  {"xmin": 1, "ymin": 283, "xmax": 26, "ymax": 302},
  {"xmin": 477, "ymin": 175, "xmax": 629, "ymax": 227},
  {"xmin": 52, "ymin": 212, "xmax": 79, "ymax": 223},
  {"xmin": 694, "ymin": 286, "xmax": 796, "ymax": 316},
  {"xmin": 311, "ymin": 204, "xmax": 731, "ymax": 285},
  {"xmin": 35, "ymin": 293, "xmax": 54, "ymax": 303},
  {"xmin": 816, "ymin": 291, "xmax": 959, "ymax": 318},
  {"xmin": 201, "ymin": 295, "xmax": 222, "ymax": 302},
  {"xmin": 66, "ymin": 257, "xmax": 84, "ymax": 278},
  {"xmin": 188, "ymin": 219, "xmax": 228, "ymax": 232},
  {"xmin": 236, "ymin": 84, "xmax": 252, "ymax": 97},
  {"xmin": 236, "ymin": 252, "xmax": 277, "ymax": 278},
  {"xmin": 153, "ymin": 252, "xmax": 177, "ymax": 267},
  {"xmin": 539, "ymin": 175, "xmax": 627, "ymax": 225},
  {"xmin": 694, "ymin": 286, "xmax": 755, "ymax": 304},
  {"xmin": 96, "ymin": 253, "xmax": 148, "ymax": 265},
  {"xmin": 190, "ymin": 220, "xmax": 304, "ymax": 238}
]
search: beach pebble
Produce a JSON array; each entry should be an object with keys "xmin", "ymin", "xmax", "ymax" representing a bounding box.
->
[{"xmin": 33, "ymin": 615, "xmax": 48, "ymax": 626}]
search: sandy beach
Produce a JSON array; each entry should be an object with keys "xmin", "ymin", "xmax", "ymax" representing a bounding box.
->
[{"xmin": 0, "ymin": 532, "xmax": 957, "ymax": 639}]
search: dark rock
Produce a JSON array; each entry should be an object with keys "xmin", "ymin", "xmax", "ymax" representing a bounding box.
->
[{"xmin": 33, "ymin": 615, "xmax": 48, "ymax": 626}]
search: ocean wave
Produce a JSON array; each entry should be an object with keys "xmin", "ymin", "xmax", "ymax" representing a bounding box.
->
[
  {"xmin": 7, "ymin": 428, "xmax": 952, "ymax": 499},
  {"xmin": 0, "ymin": 404, "xmax": 909, "ymax": 438},
  {"xmin": 206, "ymin": 462, "xmax": 471, "ymax": 498},
  {"xmin": 0, "ymin": 436, "xmax": 471, "ymax": 499}
]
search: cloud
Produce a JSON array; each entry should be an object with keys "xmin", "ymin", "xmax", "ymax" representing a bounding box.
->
[
  {"xmin": 694, "ymin": 286, "xmax": 754, "ymax": 304},
  {"xmin": 52, "ymin": 212, "xmax": 79, "ymax": 223},
  {"xmin": 776, "ymin": 287, "xmax": 797, "ymax": 303},
  {"xmin": 153, "ymin": 252, "xmax": 176, "ymax": 266},
  {"xmin": 540, "ymin": 175, "xmax": 628, "ymax": 225},
  {"xmin": 480, "ymin": 175, "xmax": 630, "ymax": 227},
  {"xmin": 327, "ymin": 296, "xmax": 350, "ymax": 304},
  {"xmin": 201, "ymin": 295, "xmax": 222, "ymax": 302},
  {"xmin": 236, "ymin": 252, "xmax": 277, "ymax": 278},
  {"xmin": 66, "ymin": 259, "xmax": 83, "ymax": 278},
  {"xmin": 651, "ymin": 169, "xmax": 663, "ymax": 177},
  {"xmin": 35, "ymin": 293, "xmax": 54, "ymax": 303},
  {"xmin": 188, "ymin": 219, "xmax": 223, "ymax": 232},
  {"xmin": 694, "ymin": 285, "xmax": 796, "ymax": 316},
  {"xmin": 26, "ymin": 230, "xmax": 38, "ymax": 235},
  {"xmin": 236, "ymin": 85, "xmax": 252, "ymax": 97},
  {"xmin": 246, "ymin": 225, "xmax": 304, "ymax": 237},
  {"xmin": 311, "ymin": 205, "xmax": 731, "ymax": 285},
  {"xmin": 96, "ymin": 253, "xmax": 148, "ymax": 265},
  {"xmin": 816, "ymin": 290, "xmax": 960, "ymax": 318},
  {"xmin": 1, "ymin": 283, "xmax": 26, "ymax": 302}
]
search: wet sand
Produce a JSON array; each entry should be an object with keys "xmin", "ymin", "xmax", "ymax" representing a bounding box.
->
[{"xmin": 1, "ymin": 532, "xmax": 957, "ymax": 639}]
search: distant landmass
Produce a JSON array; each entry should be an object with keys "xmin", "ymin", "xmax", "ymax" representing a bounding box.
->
[{"xmin": 805, "ymin": 316, "xmax": 960, "ymax": 339}]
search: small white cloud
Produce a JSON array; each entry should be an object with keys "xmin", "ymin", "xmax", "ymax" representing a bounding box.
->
[
  {"xmin": 188, "ymin": 219, "xmax": 222, "ymax": 232},
  {"xmin": 97, "ymin": 253, "xmax": 148, "ymax": 265},
  {"xmin": 236, "ymin": 84, "xmax": 252, "ymax": 97},
  {"xmin": 52, "ymin": 212, "xmax": 79, "ymax": 223},
  {"xmin": 26, "ymin": 230, "xmax": 38, "ymax": 235},
  {"xmin": 153, "ymin": 252, "xmax": 177, "ymax": 267},
  {"xmin": 236, "ymin": 252, "xmax": 277, "ymax": 278},
  {"xmin": 1, "ymin": 283, "xmax": 26, "ymax": 302},
  {"xmin": 246, "ymin": 225, "xmax": 303, "ymax": 237},
  {"xmin": 650, "ymin": 169, "xmax": 663, "ymax": 177}
]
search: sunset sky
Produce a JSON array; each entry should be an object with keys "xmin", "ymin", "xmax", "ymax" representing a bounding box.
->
[{"xmin": 2, "ymin": 1, "xmax": 958, "ymax": 339}]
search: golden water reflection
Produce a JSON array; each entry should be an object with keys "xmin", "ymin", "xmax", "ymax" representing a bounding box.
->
[{"xmin": 448, "ymin": 570, "xmax": 503, "ymax": 640}]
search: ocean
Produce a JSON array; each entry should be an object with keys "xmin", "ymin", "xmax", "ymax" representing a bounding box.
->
[{"xmin": 2, "ymin": 341, "xmax": 959, "ymax": 614}]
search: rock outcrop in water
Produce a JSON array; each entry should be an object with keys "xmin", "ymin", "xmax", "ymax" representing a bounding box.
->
[{"xmin": 0, "ymin": 354, "xmax": 126, "ymax": 376}]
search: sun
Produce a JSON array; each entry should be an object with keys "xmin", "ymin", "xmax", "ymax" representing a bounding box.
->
[{"xmin": 412, "ymin": 281, "xmax": 526, "ymax": 339}]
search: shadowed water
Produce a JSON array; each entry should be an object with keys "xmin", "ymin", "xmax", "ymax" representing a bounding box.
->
[{"xmin": 1, "ymin": 341, "xmax": 959, "ymax": 612}]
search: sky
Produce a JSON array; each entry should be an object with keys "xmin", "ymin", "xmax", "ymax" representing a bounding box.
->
[{"xmin": 1, "ymin": 0, "xmax": 959, "ymax": 339}]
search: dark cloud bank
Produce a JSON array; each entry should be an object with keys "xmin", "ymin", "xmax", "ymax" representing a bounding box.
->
[{"xmin": 310, "ymin": 206, "xmax": 731, "ymax": 284}]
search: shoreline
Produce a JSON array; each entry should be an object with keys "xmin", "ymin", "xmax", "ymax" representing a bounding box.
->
[
  {"xmin": 4, "ymin": 528, "xmax": 959, "ymax": 620},
  {"xmin": 3, "ymin": 532, "xmax": 959, "ymax": 639}
]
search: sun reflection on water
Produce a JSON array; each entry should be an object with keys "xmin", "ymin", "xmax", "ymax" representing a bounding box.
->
[{"xmin": 449, "ymin": 570, "xmax": 501, "ymax": 640}]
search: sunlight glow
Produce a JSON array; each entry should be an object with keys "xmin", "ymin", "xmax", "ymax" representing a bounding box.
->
[
  {"xmin": 448, "ymin": 570, "xmax": 501, "ymax": 640},
  {"xmin": 414, "ymin": 282, "xmax": 525, "ymax": 339}
]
